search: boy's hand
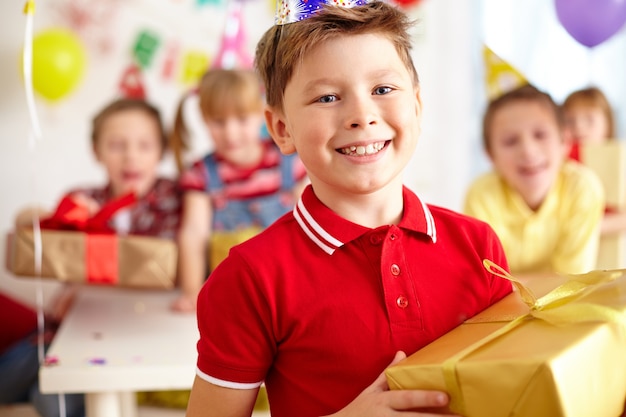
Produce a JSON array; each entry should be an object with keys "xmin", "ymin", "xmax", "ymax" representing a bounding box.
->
[
  {"xmin": 171, "ymin": 293, "xmax": 197, "ymax": 313},
  {"xmin": 325, "ymin": 351, "xmax": 461, "ymax": 417}
]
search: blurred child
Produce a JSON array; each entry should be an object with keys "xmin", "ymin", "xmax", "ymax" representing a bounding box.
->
[
  {"xmin": 16, "ymin": 98, "xmax": 182, "ymax": 238},
  {"xmin": 185, "ymin": 2, "xmax": 512, "ymax": 416},
  {"xmin": 563, "ymin": 86, "xmax": 615, "ymax": 147},
  {"xmin": 9, "ymin": 98, "xmax": 182, "ymax": 416},
  {"xmin": 464, "ymin": 84, "xmax": 605, "ymax": 276},
  {"xmin": 562, "ymin": 86, "xmax": 626, "ymax": 237},
  {"xmin": 0, "ymin": 291, "xmax": 85, "ymax": 417},
  {"xmin": 170, "ymin": 69, "xmax": 308, "ymax": 313}
]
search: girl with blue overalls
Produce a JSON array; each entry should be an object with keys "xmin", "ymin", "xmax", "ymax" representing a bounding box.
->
[{"xmin": 170, "ymin": 69, "xmax": 307, "ymax": 313}]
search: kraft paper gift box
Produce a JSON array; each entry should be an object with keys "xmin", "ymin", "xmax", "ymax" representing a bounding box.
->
[
  {"xmin": 385, "ymin": 261, "xmax": 626, "ymax": 417},
  {"xmin": 7, "ymin": 228, "xmax": 177, "ymax": 289}
]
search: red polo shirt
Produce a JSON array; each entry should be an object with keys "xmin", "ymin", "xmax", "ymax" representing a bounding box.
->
[{"xmin": 196, "ymin": 185, "xmax": 511, "ymax": 416}]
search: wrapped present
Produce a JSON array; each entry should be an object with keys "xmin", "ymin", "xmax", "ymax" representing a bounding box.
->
[
  {"xmin": 6, "ymin": 193, "xmax": 177, "ymax": 289},
  {"xmin": 7, "ymin": 229, "xmax": 177, "ymax": 289},
  {"xmin": 385, "ymin": 260, "xmax": 626, "ymax": 417}
]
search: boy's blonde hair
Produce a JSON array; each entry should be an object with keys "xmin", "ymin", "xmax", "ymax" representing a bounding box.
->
[
  {"xmin": 92, "ymin": 98, "xmax": 166, "ymax": 151},
  {"xmin": 170, "ymin": 69, "xmax": 264, "ymax": 172},
  {"xmin": 482, "ymin": 84, "xmax": 562, "ymax": 152},
  {"xmin": 562, "ymin": 86, "xmax": 615, "ymax": 139},
  {"xmin": 255, "ymin": 1, "xmax": 419, "ymax": 112}
]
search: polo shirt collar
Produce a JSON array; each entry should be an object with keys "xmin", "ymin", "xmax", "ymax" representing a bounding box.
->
[{"xmin": 293, "ymin": 185, "xmax": 437, "ymax": 255}]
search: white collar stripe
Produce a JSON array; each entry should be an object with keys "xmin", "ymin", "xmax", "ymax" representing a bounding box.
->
[
  {"xmin": 420, "ymin": 200, "xmax": 437, "ymax": 243},
  {"xmin": 294, "ymin": 205, "xmax": 337, "ymax": 255},
  {"xmin": 295, "ymin": 198, "xmax": 344, "ymax": 246}
]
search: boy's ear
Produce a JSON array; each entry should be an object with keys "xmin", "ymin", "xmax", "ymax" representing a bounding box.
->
[
  {"xmin": 414, "ymin": 88, "xmax": 422, "ymax": 116},
  {"xmin": 265, "ymin": 107, "xmax": 296, "ymax": 155}
]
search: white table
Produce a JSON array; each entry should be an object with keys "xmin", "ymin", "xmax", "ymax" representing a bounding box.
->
[{"xmin": 39, "ymin": 286, "xmax": 199, "ymax": 417}]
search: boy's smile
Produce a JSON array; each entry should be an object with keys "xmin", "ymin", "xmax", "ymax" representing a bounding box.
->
[
  {"xmin": 338, "ymin": 140, "xmax": 389, "ymax": 156},
  {"xmin": 268, "ymin": 33, "xmax": 421, "ymax": 211}
]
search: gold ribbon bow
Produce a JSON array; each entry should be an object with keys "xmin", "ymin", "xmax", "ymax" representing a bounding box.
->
[{"xmin": 443, "ymin": 259, "xmax": 626, "ymax": 415}]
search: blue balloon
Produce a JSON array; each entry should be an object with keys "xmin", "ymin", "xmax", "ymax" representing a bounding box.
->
[{"xmin": 555, "ymin": 0, "xmax": 626, "ymax": 48}]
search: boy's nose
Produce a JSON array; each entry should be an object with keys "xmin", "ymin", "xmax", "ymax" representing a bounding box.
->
[
  {"xmin": 519, "ymin": 138, "xmax": 540, "ymax": 159},
  {"xmin": 345, "ymin": 96, "xmax": 377, "ymax": 129}
]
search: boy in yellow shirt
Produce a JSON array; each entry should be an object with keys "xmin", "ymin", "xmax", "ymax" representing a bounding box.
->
[{"xmin": 464, "ymin": 84, "xmax": 605, "ymax": 275}]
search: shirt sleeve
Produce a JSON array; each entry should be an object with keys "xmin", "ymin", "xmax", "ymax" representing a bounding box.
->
[
  {"xmin": 195, "ymin": 251, "xmax": 273, "ymax": 387},
  {"xmin": 551, "ymin": 165, "xmax": 605, "ymax": 274},
  {"xmin": 179, "ymin": 160, "xmax": 208, "ymax": 193}
]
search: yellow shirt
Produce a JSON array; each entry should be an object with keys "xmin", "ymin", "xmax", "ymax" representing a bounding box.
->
[{"xmin": 463, "ymin": 160, "xmax": 605, "ymax": 274}]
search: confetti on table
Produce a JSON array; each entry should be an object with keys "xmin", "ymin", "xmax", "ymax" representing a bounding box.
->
[
  {"xmin": 88, "ymin": 357, "xmax": 107, "ymax": 365},
  {"xmin": 44, "ymin": 355, "xmax": 59, "ymax": 366}
]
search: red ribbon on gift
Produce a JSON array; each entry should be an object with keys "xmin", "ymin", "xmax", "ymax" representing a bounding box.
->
[
  {"xmin": 40, "ymin": 192, "xmax": 137, "ymax": 233},
  {"xmin": 39, "ymin": 193, "xmax": 137, "ymax": 285}
]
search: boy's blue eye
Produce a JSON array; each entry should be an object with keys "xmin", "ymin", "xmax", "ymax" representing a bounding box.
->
[
  {"xmin": 373, "ymin": 86, "xmax": 393, "ymax": 95},
  {"xmin": 318, "ymin": 95, "xmax": 336, "ymax": 104}
]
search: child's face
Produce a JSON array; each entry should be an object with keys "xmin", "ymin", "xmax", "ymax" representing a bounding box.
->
[
  {"xmin": 488, "ymin": 101, "xmax": 566, "ymax": 210},
  {"xmin": 267, "ymin": 33, "xmax": 421, "ymax": 198},
  {"xmin": 563, "ymin": 105, "xmax": 610, "ymax": 144},
  {"xmin": 94, "ymin": 109, "xmax": 162, "ymax": 198},
  {"xmin": 205, "ymin": 113, "xmax": 265, "ymax": 166}
]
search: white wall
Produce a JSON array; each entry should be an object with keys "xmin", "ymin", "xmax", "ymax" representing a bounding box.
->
[{"xmin": 0, "ymin": 0, "xmax": 484, "ymax": 305}]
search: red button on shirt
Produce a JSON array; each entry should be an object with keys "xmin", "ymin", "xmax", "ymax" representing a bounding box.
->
[
  {"xmin": 390, "ymin": 264, "xmax": 400, "ymax": 276},
  {"xmin": 396, "ymin": 296, "xmax": 409, "ymax": 308}
]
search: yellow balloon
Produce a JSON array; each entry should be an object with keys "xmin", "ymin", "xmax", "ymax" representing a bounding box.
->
[{"xmin": 31, "ymin": 28, "xmax": 87, "ymax": 102}]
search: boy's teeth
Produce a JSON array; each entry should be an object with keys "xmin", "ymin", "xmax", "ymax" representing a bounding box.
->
[{"xmin": 341, "ymin": 141, "xmax": 385, "ymax": 156}]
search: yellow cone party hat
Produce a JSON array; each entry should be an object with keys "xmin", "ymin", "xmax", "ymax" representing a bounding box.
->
[{"xmin": 484, "ymin": 45, "xmax": 528, "ymax": 100}]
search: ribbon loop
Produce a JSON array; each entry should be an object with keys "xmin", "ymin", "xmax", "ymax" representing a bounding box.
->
[
  {"xmin": 39, "ymin": 192, "xmax": 137, "ymax": 233},
  {"xmin": 482, "ymin": 259, "xmax": 537, "ymax": 306}
]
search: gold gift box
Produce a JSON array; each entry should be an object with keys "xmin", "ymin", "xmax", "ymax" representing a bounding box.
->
[
  {"xmin": 385, "ymin": 270, "xmax": 626, "ymax": 417},
  {"xmin": 6, "ymin": 228, "xmax": 177, "ymax": 289}
]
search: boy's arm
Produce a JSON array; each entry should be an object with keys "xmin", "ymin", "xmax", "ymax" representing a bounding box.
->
[
  {"xmin": 186, "ymin": 376, "xmax": 259, "ymax": 417},
  {"xmin": 186, "ymin": 353, "xmax": 460, "ymax": 417},
  {"xmin": 552, "ymin": 172, "xmax": 604, "ymax": 274},
  {"xmin": 601, "ymin": 211, "xmax": 626, "ymax": 236},
  {"xmin": 172, "ymin": 191, "xmax": 211, "ymax": 312}
]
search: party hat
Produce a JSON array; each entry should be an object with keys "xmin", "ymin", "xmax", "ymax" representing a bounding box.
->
[
  {"xmin": 275, "ymin": 0, "xmax": 369, "ymax": 25},
  {"xmin": 483, "ymin": 45, "xmax": 528, "ymax": 100},
  {"xmin": 212, "ymin": 0, "xmax": 253, "ymax": 69}
]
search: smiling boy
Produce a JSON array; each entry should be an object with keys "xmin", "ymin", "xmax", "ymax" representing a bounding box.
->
[{"xmin": 186, "ymin": 2, "xmax": 511, "ymax": 416}]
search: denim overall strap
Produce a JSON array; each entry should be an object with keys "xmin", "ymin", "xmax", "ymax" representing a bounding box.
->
[
  {"xmin": 203, "ymin": 150, "xmax": 297, "ymax": 231},
  {"xmin": 202, "ymin": 153, "xmax": 223, "ymax": 193}
]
